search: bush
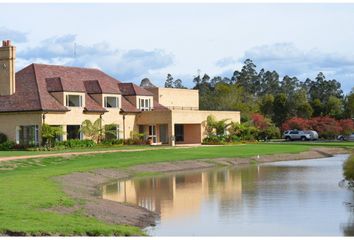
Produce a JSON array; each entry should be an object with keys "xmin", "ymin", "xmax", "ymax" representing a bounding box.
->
[
  {"xmin": 343, "ymin": 153, "xmax": 354, "ymax": 188},
  {"xmin": 281, "ymin": 117, "xmax": 310, "ymax": 131},
  {"xmin": 0, "ymin": 133, "xmax": 8, "ymax": 144},
  {"xmin": 338, "ymin": 119, "xmax": 354, "ymax": 136},
  {"xmin": 101, "ymin": 139, "xmax": 124, "ymax": 145},
  {"xmin": 282, "ymin": 116, "xmax": 353, "ymax": 139},
  {"xmin": 55, "ymin": 139, "xmax": 96, "ymax": 148},
  {"xmin": 0, "ymin": 141, "xmax": 16, "ymax": 150},
  {"xmin": 308, "ymin": 116, "xmax": 341, "ymax": 139},
  {"xmin": 202, "ymin": 134, "xmax": 229, "ymax": 145}
]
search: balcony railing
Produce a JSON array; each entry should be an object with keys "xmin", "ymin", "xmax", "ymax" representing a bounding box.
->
[{"xmin": 166, "ymin": 106, "xmax": 199, "ymax": 111}]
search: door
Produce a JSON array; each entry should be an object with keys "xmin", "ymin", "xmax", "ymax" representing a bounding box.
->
[
  {"xmin": 148, "ymin": 125, "xmax": 157, "ymax": 143},
  {"xmin": 159, "ymin": 124, "xmax": 168, "ymax": 144}
]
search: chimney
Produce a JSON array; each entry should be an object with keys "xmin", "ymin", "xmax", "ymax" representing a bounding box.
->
[{"xmin": 0, "ymin": 40, "xmax": 16, "ymax": 96}]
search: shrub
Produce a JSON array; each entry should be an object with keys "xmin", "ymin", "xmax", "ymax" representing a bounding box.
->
[
  {"xmin": 0, "ymin": 141, "xmax": 16, "ymax": 151},
  {"xmin": 338, "ymin": 119, "xmax": 354, "ymax": 136},
  {"xmin": 101, "ymin": 139, "xmax": 124, "ymax": 145},
  {"xmin": 202, "ymin": 135, "xmax": 227, "ymax": 145},
  {"xmin": 343, "ymin": 153, "xmax": 354, "ymax": 188},
  {"xmin": 55, "ymin": 139, "xmax": 96, "ymax": 148},
  {"xmin": 308, "ymin": 116, "xmax": 341, "ymax": 139},
  {"xmin": 0, "ymin": 133, "xmax": 8, "ymax": 144},
  {"xmin": 281, "ymin": 117, "xmax": 310, "ymax": 131}
]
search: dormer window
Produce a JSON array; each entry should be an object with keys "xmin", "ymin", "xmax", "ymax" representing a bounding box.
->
[
  {"xmin": 66, "ymin": 95, "xmax": 83, "ymax": 107},
  {"xmin": 104, "ymin": 96, "xmax": 119, "ymax": 108},
  {"xmin": 139, "ymin": 98, "xmax": 152, "ymax": 111}
]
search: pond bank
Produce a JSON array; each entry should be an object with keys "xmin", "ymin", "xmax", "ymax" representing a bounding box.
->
[{"xmin": 53, "ymin": 147, "xmax": 348, "ymax": 229}]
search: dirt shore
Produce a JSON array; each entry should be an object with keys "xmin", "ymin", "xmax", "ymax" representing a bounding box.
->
[{"xmin": 53, "ymin": 147, "xmax": 349, "ymax": 229}]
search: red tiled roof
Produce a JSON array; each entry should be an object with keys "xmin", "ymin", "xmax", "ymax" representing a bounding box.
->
[
  {"xmin": 119, "ymin": 83, "xmax": 154, "ymax": 96},
  {"xmin": 0, "ymin": 63, "xmax": 169, "ymax": 114},
  {"xmin": 120, "ymin": 97, "xmax": 141, "ymax": 113},
  {"xmin": 84, "ymin": 93, "xmax": 107, "ymax": 113},
  {"xmin": 153, "ymin": 100, "xmax": 169, "ymax": 111}
]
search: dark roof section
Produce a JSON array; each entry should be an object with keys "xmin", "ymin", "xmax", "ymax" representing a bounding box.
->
[
  {"xmin": 84, "ymin": 80, "xmax": 102, "ymax": 94},
  {"xmin": 46, "ymin": 77, "xmax": 63, "ymax": 92},
  {"xmin": 119, "ymin": 83, "xmax": 154, "ymax": 96}
]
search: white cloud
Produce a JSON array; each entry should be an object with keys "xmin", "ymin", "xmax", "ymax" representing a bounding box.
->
[
  {"xmin": 0, "ymin": 27, "xmax": 27, "ymax": 43},
  {"xmin": 17, "ymin": 35, "xmax": 174, "ymax": 84}
]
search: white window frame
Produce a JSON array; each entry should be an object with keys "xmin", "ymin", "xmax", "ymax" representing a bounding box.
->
[
  {"xmin": 65, "ymin": 94, "xmax": 83, "ymax": 107},
  {"xmin": 104, "ymin": 96, "xmax": 119, "ymax": 108},
  {"xmin": 139, "ymin": 98, "xmax": 152, "ymax": 111},
  {"xmin": 148, "ymin": 125, "xmax": 157, "ymax": 143}
]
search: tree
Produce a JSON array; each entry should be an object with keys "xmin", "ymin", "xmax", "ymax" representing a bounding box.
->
[
  {"xmin": 259, "ymin": 94, "xmax": 274, "ymax": 118},
  {"xmin": 235, "ymin": 59, "xmax": 259, "ymax": 94},
  {"xmin": 281, "ymin": 75, "xmax": 299, "ymax": 98},
  {"xmin": 343, "ymin": 89, "xmax": 354, "ymax": 118},
  {"xmin": 273, "ymin": 93, "xmax": 288, "ymax": 127},
  {"xmin": 260, "ymin": 70, "xmax": 280, "ymax": 96},
  {"xmin": 307, "ymin": 72, "xmax": 343, "ymax": 102},
  {"xmin": 311, "ymin": 98, "xmax": 324, "ymax": 117},
  {"xmin": 325, "ymin": 96, "xmax": 342, "ymax": 118},
  {"xmin": 173, "ymin": 79, "xmax": 187, "ymax": 89},
  {"xmin": 80, "ymin": 119, "xmax": 103, "ymax": 143},
  {"xmin": 164, "ymin": 74, "xmax": 174, "ymax": 88},
  {"xmin": 289, "ymin": 89, "xmax": 313, "ymax": 118},
  {"xmin": 296, "ymin": 102, "xmax": 313, "ymax": 119},
  {"xmin": 41, "ymin": 124, "xmax": 65, "ymax": 147}
]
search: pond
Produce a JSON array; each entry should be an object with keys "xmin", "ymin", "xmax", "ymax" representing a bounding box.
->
[{"xmin": 102, "ymin": 154, "xmax": 354, "ymax": 236}]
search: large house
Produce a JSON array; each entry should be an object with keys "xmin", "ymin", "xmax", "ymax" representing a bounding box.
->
[{"xmin": 0, "ymin": 40, "xmax": 240, "ymax": 146}]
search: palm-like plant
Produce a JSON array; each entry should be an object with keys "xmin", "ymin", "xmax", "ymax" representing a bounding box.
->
[
  {"xmin": 206, "ymin": 115, "xmax": 231, "ymax": 136},
  {"xmin": 80, "ymin": 119, "xmax": 103, "ymax": 143}
]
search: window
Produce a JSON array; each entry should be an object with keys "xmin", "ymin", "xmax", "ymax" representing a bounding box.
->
[
  {"xmin": 104, "ymin": 96, "xmax": 119, "ymax": 108},
  {"xmin": 66, "ymin": 95, "xmax": 83, "ymax": 107},
  {"xmin": 175, "ymin": 124, "xmax": 184, "ymax": 142},
  {"xmin": 139, "ymin": 98, "xmax": 152, "ymax": 111},
  {"xmin": 105, "ymin": 124, "xmax": 120, "ymax": 140},
  {"xmin": 67, "ymin": 125, "xmax": 82, "ymax": 140},
  {"xmin": 16, "ymin": 125, "xmax": 39, "ymax": 146}
]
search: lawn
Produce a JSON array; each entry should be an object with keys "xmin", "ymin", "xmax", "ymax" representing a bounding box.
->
[
  {"xmin": 0, "ymin": 142, "xmax": 350, "ymax": 236},
  {"xmin": 0, "ymin": 145, "xmax": 153, "ymax": 157}
]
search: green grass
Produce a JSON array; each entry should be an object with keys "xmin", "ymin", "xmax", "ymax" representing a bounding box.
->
[
  {"xmin": 0, "ymin": 145, "xmax": 155, "ymax": 157},
  {"xmin": 0, "ymin": 142, "xmax": 349, "ymax": 236},
  {"xmin": 276, "ymin": 141, "xmax": 354, "ymax": 149}
]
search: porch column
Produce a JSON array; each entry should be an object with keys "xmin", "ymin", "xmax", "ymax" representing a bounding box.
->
[
  {"xmin": 169, "ymin": 122, "xmax": 175, "ymax": 146},
  {"xmin": 62, "ymin": 125, "xmax": 67, "ymax": 141}
]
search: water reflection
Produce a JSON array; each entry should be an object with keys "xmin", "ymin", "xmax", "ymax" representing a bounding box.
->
[
  {"xmin": 102, "ymin": 167, "xmax": 243, "ymax": 219},
  {"xmin": 102, "ymin": 155, "xmax": 354, "ymax": 236}
]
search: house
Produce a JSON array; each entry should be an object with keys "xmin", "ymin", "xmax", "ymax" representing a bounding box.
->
[{"xmin": 0, "ymin": 40, "xmax": 240, "ymax": 146}]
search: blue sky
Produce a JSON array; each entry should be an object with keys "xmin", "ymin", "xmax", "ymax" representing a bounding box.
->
[{"xmin": 0, "ymin": 3, "xmax": 353, "ymax": 92}]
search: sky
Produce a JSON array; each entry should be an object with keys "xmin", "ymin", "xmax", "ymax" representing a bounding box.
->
[{"xmin": 0, "ymin": 3, "xmax": 353, "ymax": 92}]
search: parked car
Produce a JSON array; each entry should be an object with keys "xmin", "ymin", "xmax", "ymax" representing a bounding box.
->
[
  {"xmin": 337, "ymin": 133, "xmax": 354, "ymax": 141},
  {"xmin": 283, "ymin": 130, "xmax": 311, "ymax": 141},
  {"xmin": 303, "ymin": 130, "xmax": 319, "ymax": 141}
]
